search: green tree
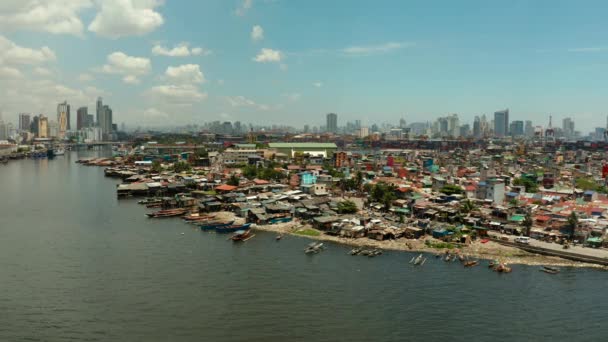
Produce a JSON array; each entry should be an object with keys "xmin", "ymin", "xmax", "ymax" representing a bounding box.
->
[
  {"xmin": 513, "ymin": 177, "xmax": 538, "ymax": 193},
  {"xmin": 173, "ymin": 161, "xmax": 191, "ymax": 173},
  {"xmin": 575, "ymin": 177, "xmax": 599, "ymax": 191},
  {"xmin": 523, "ymin": 211, "xmax": 533, "ymax": 237},
  {"xmin": 567, "ymin": 211, "xmax": 578, "ymax": 240},
  {"xmin": 460, "ymin": 199, "xmax": 476, "ymax": 214},
  {"xmin": 151, "ymin": 160, "xmax": 163, "ymax": 173},
  {"xmin": 337, "ymin": 200, "xmax": 358, "ymax": 214},
  {"xmin": 227, "ymin": 174, "xmax": 240, "ymax": 186},
  {"xmin": 440, "ymin": 184, "xmax": 464, "ymax": 195}
]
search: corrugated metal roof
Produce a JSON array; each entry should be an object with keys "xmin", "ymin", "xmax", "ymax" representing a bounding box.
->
[{"xmin": 268, "ymin": 143, "xmax": 337, "ymax": 148}]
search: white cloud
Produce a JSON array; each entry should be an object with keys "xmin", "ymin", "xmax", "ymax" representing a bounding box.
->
[
  {"xmin": 567, "ymin": 47, "xmax": 607, "ymax": 53},
  {"xmin": 235, "ymin": 0, "xmax": 252, "ymax": 16},
  {"xmin": 313, "ymin": 82, "xmax": 323, "ymax": 88},
  {"xmin": 33, "ymin": 67, "xmax": 53, "ymax": 77},
  {"xmin": 253, "ymin": 48, "xmax": 283, "ymax": 63},
  {"xmin": 0, "ymin": 35, "xmax": 56, "ymax": 65},
  {"xmin": 165, "ymin": 64, "xmax": 205, "ymax": 84},
  {"xmin": 342, "ymin": 42, "xmax": 412, "ymax": 56},
  {"xmin": 100, "ymin": 51, "xmax": 151, "ymax": 83},
  {"xmin": 0, "ymin": 66, "xmax": 23, "ymax": 79},
  {"xmin": 282, "ymin": 93, "xmax": 301, "ymax": 102},
  {"xmin": 89, "ymin": 0, "xmax": 164, "ymax": 39},
  {"xmin": 251, "ymin": 25, "xmax": 264, "ymax": 41},
  {"xmin": 148, "ymin": 85, "xmax": 207, "ymax": 104},
  {"xmin": 0, "ymin": 0, "xmax": 92, "ymax": 36},
  {"xmin": 227, "ymin": 95, "xmax": 269, "ymax": 111},
  {"xmin": 152, "ymin": 43, "xmax": 211, "ymax": 57},
  {"xmin": 78, "ymin": 73, "xmax": 94, "ymax": 82}
]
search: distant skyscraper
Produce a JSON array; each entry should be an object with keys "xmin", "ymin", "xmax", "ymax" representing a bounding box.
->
[
  {"xmin": 96, "ymin": 97, "xmax": 103, "ymax": 126},
  {"xmin": 19, "ymin": 113, "xmax": 31, "ymax": 132},
  {"xmin": 57, "ymin": 101, "xmax": 70, "ymax": 138},
  {"xmin": 525, "ymin": 120, "xmax": 534, "ymax": 137},
  {"xmin": 473, "ymin": 116, "xmax": 481, "ymax": 138},
  {"xmin": 38, "ymin": 115, "xmax": 48, "ymax": 138},
  {"xmin": 510, "ymin": 120, "xmax": 524, "ymax": 136},
  {"xmin": 562, "ymin": 117, "xmax": 575, "ymax": 138},
  {"xmin": 494, "ymin": 109, "xmax": 509, "ymax": 137},
  {"xmin": 77, "ymin": 107, "xmax": 88, "ymax": 130},
  {"xmin": 399, "ymin": 118, "xmax": 406, "ymax": 129},
  {"xmin": 98, "ymin": 102, "xmax": 113, "ymax": 141},
  {"xmin": 30, "ymin": 115, "xmax": 39, "ymax": 136},
  {"xmin": 326, "ymin": 113, "xmax": 337, "ymax": 133},
  {"xmin": 86, "ymin": 114, "xmax": 94, "ymax": 128},
  {"xmin": 0, "ymin": 120, "xmax": 8, "ymax": 140}
]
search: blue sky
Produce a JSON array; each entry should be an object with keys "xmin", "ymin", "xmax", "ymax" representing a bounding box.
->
[{"xmin": 1, "ymin": 0, "xmax": 607, "ymax": 131}]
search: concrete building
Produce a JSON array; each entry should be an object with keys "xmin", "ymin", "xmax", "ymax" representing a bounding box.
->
[
  {"xmin": 525, "ymin": 120, "xmax": 534, "ymax": 137},
  {"xmin": 0, "ymin": 121, "xmax": 8, "ymax": 140},
  {"xmin": 38, "ymin": 115, "xmax": 48, "ymax": 138},
  {"xmin": 473, "ymin": 116, "xmax": 481, "ymax": 138},
  {"xmin": 476, "ymin": 179, "xmax": 505, "ymax": 204},
  {"xmin": 57, "ymin": 101, "xmax": 70, "ymax": 138},
  {"xmin": 19, "ymin": 114, "xmax": 31, "ymax": 132},
  {"xmin": 268, "ymin": 143, "xmax": 338, "ymax": 158},
  {"xmin": 494, "ymin": 109, "xmax": 509, "ymax": 137},
  {"xmin": 222, "ymin": 149, "xmax": 264, "ymax": 165},
  {"xmin": 510, "ymin": 120, "xmax": 524, "ymax": 137},
  {"xmin": 326, "ymin": 113, "xmax": 338, "ymax": 133},
  {"xmin": 563, "ymin": 117, "xmax": 575, "ymax": 138},
  {"xmin": 77, "ymin": 107, "xmax": 88, "ymax": 130},
  {"xmin": 48, "ymin": 121, "xmax": 59, "ymax": 138}
]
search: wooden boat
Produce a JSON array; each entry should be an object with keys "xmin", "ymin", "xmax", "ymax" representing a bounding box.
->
[
  {"xmin": 304, "ymin": 242, "xmax": 324, "ymax": 254},
  {"xmin": 146, "ymin": 202, "xmax": 163, "ymax": 208},
  {"xmin": 541, "ymin": 266, "xmax": 560, "ymax": 274},
  {"xmin": 215, "ymin": 223, "xmax": 252, "ymax": 233},
  {"xmin": 464, "ymin": 260, "xmax": 479, "ymax": 267},
  {"xmin": 146, "ymin": 208, "xmax": 187, "ymax": 218},
  {"xmin": 268, "ymin": 216, "xmax": 293, "ymax": 224},
  {"xmin": 275, "ymin": 235, "xmax": 282, "ymax": 241},
  {"xmin": 494, "ymin": 263, "xmax": 512, "ymax": 273},
  {"xmin": 411, "ymin": 254, "xmax": 426, "ymax": 265},
  {"xmin": 458, "ymin": 254, "xmax": 465, "ymax": 262},
  {"xmin": 488, "ymin": 260, "xmax": 498, "ymax": 268},
  {"xmin": 349, "ymin": 248, "xmax": 362, "ymax": 255},
  {"xmin": 138, "ymin": 198, "xmax": 161, "ymax": 205},
  {"xmin": 199, "ymin": 221, "xmax": 234, "ymax": 231},
  {"xmin": 231, "ymin": 230, "xmax": 255, "ymax": 242},
  {"xmin": 183, "ymin": 213, "xmax": 214, "ymax": 221}
]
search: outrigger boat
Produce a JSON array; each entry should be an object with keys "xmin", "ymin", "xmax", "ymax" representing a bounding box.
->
[
  {"xmin": 410, "ymin": 254, "xmax": 426, "ymax": 265},
  {"xmin": 146, "ymin": 208, "xmax": 187, "ymax": 218},
  {"xmin": 231, "ymin": 230, "xmax": 255, "ymax": 242},
  {"xmin": 464, "ymin": 260, "xmax": 479, "ymax": 267},
  {"xmin": 304, "ymin": 242, "xmax": 325, "ymax": 254},
  {"xmin": 215, "ymin": 223, "xmax": 252, "ymax": 233},
  {"xmin": 349, "ymin": 248, "xmax": 362, "ymax": 255},
  {"xmin": 540, "ymin": 266, "xmax": 560, "ymax": 274},
  {"xmin": 199, "ymin": 221, "xmax": 235, "ymax": 231},
  {"xmin": 275, "ymin": 234, "xmax": 283, "ymax": 241},
  {"xmin": 182, "ymin": 213, "xmax": 215, "ymax": 221}
]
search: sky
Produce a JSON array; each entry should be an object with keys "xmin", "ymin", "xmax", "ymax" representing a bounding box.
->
[{"xmin": 1, "ymin": 0, "xmax": 608, "ymax": 132}]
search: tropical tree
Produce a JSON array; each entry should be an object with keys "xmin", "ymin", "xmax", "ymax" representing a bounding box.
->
[
  {"xmin": 337, "ymin": 200, "xmax": 358, "ymax": 214},
  {"xmin": 227, "ymin": 174, "xmax": 240, "ymax": 186},
  {"xmin": 151, "ymin": 160, "xmax": 163, "ymax": 173},
  {"xmin": 523, "ymin": 211, "xmax": 533, "ymax": 237},
  {"xmin": 173, "ymin": 161, "xmax": 191, "ymax": 173},
  {"xmin": 567, "ymin": 211, "xmax": 579, "ymax": 241},
  {"xmin": 460, "ymin": 199, "xmax": 476, "ymax": 214}
]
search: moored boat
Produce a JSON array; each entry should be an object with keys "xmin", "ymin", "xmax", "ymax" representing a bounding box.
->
[
  {"xmin": 541, "ymin": 266, "xmax": 560, "ymax": 274},
  {"xmin": 146, "ymin": 208, "xmax": 187, "ymax": 218},
  {"xmin": 199, "ymin": 221, "xmax": 235, "ymax": 231},
  {"xmin": 215, "ymin": 223, "xmax": 251, "ymax": 233},
  {"xmin": 464, "ymin": 260, "xmax": 479, "ymax": 267},
  {"xmin": 231, "ymin": 230, "xmax": 255, "ymax": 242},
  {"xmin": 304, "ymin": 242, "xmax": 324, "ymax": 254}
]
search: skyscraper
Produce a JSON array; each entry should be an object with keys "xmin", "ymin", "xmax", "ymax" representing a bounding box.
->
[
  {"xmin": 525, "ymin": 120, "xmax": 534, "ymax": 137},
  {"xmin": 510, "ymin": 120, "xmax": 524, "ymax": 136},
  {"xmin": 57, "ymin": 101, "xmax": 70, "ymax": 138},
  {"xmin": 19, "ymin": 113, "xmax": 31, "ymax": 132},
  {"xmin": 96, "ymin": 97, "xmax": 103, "ymax": 126},
  {"xmin": 38, "ymin": 115, "xmax": 48, "ymax": 138},
  {"xmin": 473, "ymin": 116, "xmax": 481, "ymax": 138},
  {"xmin": 562, "ymin": 117, "xmax": 575, "ymax": 138},
  {"xmin": 77, "ymin": 107, "xmax": 88, "ymax": 130},
  {"xmin": 30, "ymin": 115, "xmax": 39, "ymax": 136},
  {"xmin": 494, "ymin": 109, "xmax": 509, "ymax": 137},
  {"xmin": 326, "ymin": 113, "xmax": 337, "ymax": 133}
]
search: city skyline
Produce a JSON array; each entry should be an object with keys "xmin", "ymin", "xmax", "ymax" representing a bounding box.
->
[{"xmin": 2, "ymin": 1, "xmax": 608, "ymax": 131}]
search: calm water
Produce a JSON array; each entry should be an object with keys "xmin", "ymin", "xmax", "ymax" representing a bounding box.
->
[{"xmin": 0, "ymin": 149, "xmax": 605, "ymax": 342}]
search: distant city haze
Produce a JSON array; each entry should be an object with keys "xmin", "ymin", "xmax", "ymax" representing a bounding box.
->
[{"xmin": 1, "ymin": 1, "xmax": 608, "ymax": 132}]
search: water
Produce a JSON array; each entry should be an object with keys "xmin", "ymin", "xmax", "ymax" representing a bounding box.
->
[{"xmin": 0, "ymin": 149, "xmax": 605, "ymax": 342}]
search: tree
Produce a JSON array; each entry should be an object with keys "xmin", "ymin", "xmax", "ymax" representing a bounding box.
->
[
  {"xmin": 440, "ymin": 184, "xmax": 464, "ymax": 195},
  {"xmin": 460, "ymin": 199, "xmax": 476, "ymax": 214},
  {"xmin": 173, "ymin": 161, "xmax": 191, "ymax": 173},
  {"xmin": 523, "ymin": 210, "xmax": 533, "ymax": 237},
  {"xmin": 337, "ymin": 200, "xmax": 358, "ymax": 214},
  {"xmin": 513, "ymin": 177, "xmax": 538, "ymax": 193},
  {"xmin": 227, "ymin": 174, "xmax": 240, "ymax": 186},
  {"xmin": 151, "ymin": 160, "xmax": 163, "ymax": 173},
  {"xmin": 567, "ymin": 211, "xmax": 578, "ymax": 241}
]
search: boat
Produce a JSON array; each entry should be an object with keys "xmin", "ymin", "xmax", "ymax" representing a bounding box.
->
[
  {"xmin": 138, "ymin": 198, "xmax": 162, "ymax": 205},
  {"xmin": 268, "ymin": 216, "xmax": 293, "ymax": 224},
  {"xmin": 231, "ymin": 230, "xmax": 255, "ymax": 242},
  {"xmin": 458, "ymin": 254, "xmax": 465, "ymax": 262},
  {"xmin": 349, "ymin": 248, "xmax": 362, "ymax": 255},
  {"xmin": 304, "ymin": 242, "xmax": 324, "ymax": 254},
  {"xmin": 541, "ymin": 266, "xmax": 560, "ymax": 274},
  {"xmin": 199, "ymin": 221, "xmax": 234, "ymax": 230},
  {"xmin": 464, "ymin": 260, "xmax": 479, "ymax": 267},
  {"xmin": 494, "ymin": 263, "xmax": 512, "ymax": 273},
  {"xmin": 53, "ymin": 148, "xmax": 65, "ymax": 156},
  {"xmin": 488, "ymin": 260, "xmax": 498, "ymax": 268},
  {"xmin": 215, "ymin": 223, "xmax": 251, "ymax": 233},
  {"xmin": 146, "ymin": 208, "xmax": 187, "ymax": 218},
  {"xmin": 183, "ymin": 213, "xmax": 214, "ymax": 221},
  {"xmin": 411, "ymin": 254, "xmax": 426, "ymax": 265},
  {"xmin": 275, "ymin": 235, "xmax": 282, "ymax": 241}
]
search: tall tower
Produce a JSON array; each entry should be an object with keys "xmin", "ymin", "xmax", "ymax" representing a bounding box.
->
[
  {"xmin": 493, "ymin": 109, "xmax": 509, "ymax": 137},
  {"xmin": 326, "ymin": 113, "xmax": 337, "ymax": 133},
  {"xmin": 96, "ymin": 97, "xmax": 103, "ymax": 126},
  {"xmin": 57, "ymin": 101, "xmax": 69, "ymax": 139}
]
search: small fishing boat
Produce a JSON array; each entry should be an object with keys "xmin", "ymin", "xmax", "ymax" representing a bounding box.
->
[
  {"xmin": 494, "ymin": 263, "xmax": 512, "ymax": 273},
  {"xmin": 464, "ymin": 260, "xmax": 479, "ymax": 267},
  {"xmin": 444, "ymin": 254, "xmax": 452, "ymax": 262},
  {"xmin": 268, "ymin": 216, "xmax": 293, "ymax": 224},
  {"xmin": 411, "ymin": 254, "xmax": 426, "ymax": 265},
  {"xmin": 488, "ymin": 260, "xmax": 498, "ymax": 268},
  {"xmin": 215, "ymin": 223, "xmax": 251, "ymax": 233},
  {"xmin": 304, "ymin": 242, "xmax": 324, "ymax": 254},
  {"xmin": 540, "ymin": 266, "xmax": 560, "ymax": 274},
  {"xmin": 138, "ymin": 198, "xmax": 162, "ymax": 205},
  {"xmin": 199, "ymin": 221, "xmax": 235, "ymax": 231},
  {"xmin": 275, "ymin": 235, "xmax": 282, "ymax": 241},
  {"xmin": 231, "ymin": 230, "xmax": 255, "ymax": 242},
  {"xmin": 146, "ymin": 208, "xmax": 187, "ymax": 218},
  {"xmin": 183, "ymin": 213, "xmax": 214, "ymax": 221},
  {"xmin": 349, "ymin": 248, "xmax": 362, "ymax": 255},
  {"xmin": 458, "ymin": 254, "xmax": 465, "ymax": 262}
]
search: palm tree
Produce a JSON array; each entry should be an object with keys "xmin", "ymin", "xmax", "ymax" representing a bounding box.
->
[
  {"xmin": 567, "ymin": 211, "xmax": 578, "ymax": 241},
  {"xmin": 460, "ymin": 199, "xmax": 476, "ymax": 214},
  {"xmin": 523, "ymin": 210, "xmax": 533, "ymax": 237}
]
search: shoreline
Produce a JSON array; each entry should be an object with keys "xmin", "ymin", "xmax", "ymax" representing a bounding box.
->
[{"xmin": 247, "ymin": 219, "xmax": 606, "ymax": 269}]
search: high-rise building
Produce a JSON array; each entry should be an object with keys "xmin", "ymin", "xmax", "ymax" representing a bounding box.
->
[
  {"xmin": 19, "ymin": 113, "xmax": 31, "ymax": 132},
  {"xmin": 96, "ymin": 97, "xmax": 103, "ymax": 126},
  {"xmin": 562, "ymin": 117, "xmax": 575, "ymax": 138},
  {"xmin": 494, "ymin": 109, "xmax": 509, "ymax": 137},
  {"xmin": 57, "ymin": 101, "xmax": 70, "ymax": 138},
  {"xmin": 447, "ymin": 114, "xmax": 459, "ymax": 137},
  {"xmin": 0, "ymin": 121, "xmax": 8, "ymax": 140},
  {"xmin": 77, "ymin": 107, "xmax": 88, "ymax": 130},
  {"xmin": 48, "ymin": 121, "xmax": 59, "ymax": 138},
  {"xmin": 510, "ymin": 120, "xmax": 524, "ymax": 137},
  {"xmin": 86, "ymin": 114, "xmax": 94, "ymax": 128},
  {"xmin": 38, "ymin": 115, "xmax": 48, "ymax": 138},
  {"xmin": 326, "ymin": 113, "xmax": 337, "ymax": 133},
  {"xmin": 473, "ymin": 116, "xmax": 481, "ymax": 138},
  {"xmin": 525, "ymin": 120, "xmax": 534, "ymax": 137},
  {"xmin": 399, "ymin": 118, "xmax": 406, "ymax": 129}
]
